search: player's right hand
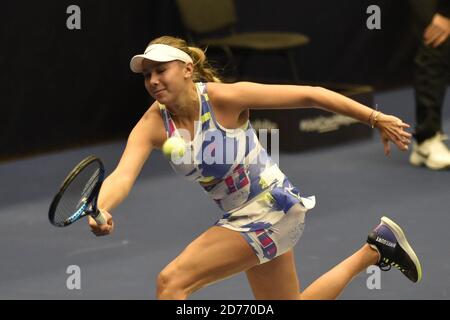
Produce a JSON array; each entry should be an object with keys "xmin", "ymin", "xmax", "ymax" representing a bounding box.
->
[{"xmin": 88, "ymin": 209, "xmax": 114, "ymax": 237}]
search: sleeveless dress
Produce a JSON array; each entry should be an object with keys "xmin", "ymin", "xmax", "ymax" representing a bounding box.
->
[{"xmin": 159, "ymin": 82, "xmax": 315, "ymax": 263}]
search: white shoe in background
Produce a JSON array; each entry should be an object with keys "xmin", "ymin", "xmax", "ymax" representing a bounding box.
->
[{"xmin": 409, "ymin": 133, "xmax": 450, "ymax": 170}]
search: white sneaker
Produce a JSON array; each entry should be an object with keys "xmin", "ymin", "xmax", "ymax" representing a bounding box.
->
[{"xmin": 409, "ymin": 133, "xmax": 450, "ymax": 170}]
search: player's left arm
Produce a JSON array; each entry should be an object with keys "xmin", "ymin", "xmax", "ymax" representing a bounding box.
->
[{"xmin": 207, "ymin": 81, "xmax": 411, "ymax": 155}]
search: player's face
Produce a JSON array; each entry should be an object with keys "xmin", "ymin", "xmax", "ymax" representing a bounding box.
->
[{"xmin": 142, "ymin": 60, "xmax": 191, "ymax": 105}]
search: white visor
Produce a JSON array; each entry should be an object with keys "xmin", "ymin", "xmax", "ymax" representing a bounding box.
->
[{"xmin": 130, "ymin": 44, "xmax": 194, "ymax": 73}]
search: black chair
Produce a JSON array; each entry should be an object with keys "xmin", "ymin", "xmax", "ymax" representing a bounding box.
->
[{"xmin": 176, "ymin": 0, "xmax": 310, "ymax": 82}]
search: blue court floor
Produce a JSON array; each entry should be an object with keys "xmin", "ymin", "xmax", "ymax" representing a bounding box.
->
[{"xmin": 0, "ymin": 87, "xmax": 449, "ymax": 299}]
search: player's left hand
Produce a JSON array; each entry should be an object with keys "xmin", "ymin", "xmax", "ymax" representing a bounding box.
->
[{"xmin": 375, "ymin": 113, "xmax": 412, "ymax": 156}]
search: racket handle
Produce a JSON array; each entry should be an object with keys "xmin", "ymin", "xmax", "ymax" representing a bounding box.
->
[{"xmin": 92, "ymin": 209, "xmax": 107, "ymax": 225}]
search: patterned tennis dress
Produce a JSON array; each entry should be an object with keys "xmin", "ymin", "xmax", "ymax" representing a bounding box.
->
[{"xmin": 159, "ymin": 82, "xmax": 315, "ymax": 263}]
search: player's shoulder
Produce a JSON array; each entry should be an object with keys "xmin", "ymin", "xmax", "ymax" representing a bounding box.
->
[
  {"xmin": 133, "ymin": 101, "xmax": 166, "ymax": 149},
  {"xmin": 205, "ymin": 82, "xmax": 245, "ymax": 113},
  {"xmin": 146, "ymin": 100, "xmax": 163, "ymax": 117},
  {"xmin": 142, "ymin": 101, "xmax": 165, "ymax": 125},
  {"xmin": 205, "ymin": 82, "xmax": 234, "ymax": 100},
  {"xmin": 205, "ymin": 81, "xmax": 262, "ymax": 103}
]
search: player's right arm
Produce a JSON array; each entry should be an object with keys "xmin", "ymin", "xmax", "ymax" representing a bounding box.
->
[{"xmin": 89, "ymin": 102, "xmax": 166, "ymax": 235}]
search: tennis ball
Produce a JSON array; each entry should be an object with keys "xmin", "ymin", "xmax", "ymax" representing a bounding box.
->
[{"xmin": 162, "ymin": 136, "xmax": 186, "ymax": 159}]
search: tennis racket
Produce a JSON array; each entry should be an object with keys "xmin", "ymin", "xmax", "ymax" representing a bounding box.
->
[{"xmin": 49, "ymin": 155, "xmax": 107, "ymax": 227}]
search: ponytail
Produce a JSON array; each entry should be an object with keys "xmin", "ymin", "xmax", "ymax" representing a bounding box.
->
[{"xmin": 187, "ymin": 46, "xmax": 222, "ymax": 83}]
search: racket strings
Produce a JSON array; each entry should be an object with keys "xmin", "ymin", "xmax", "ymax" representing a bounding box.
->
[{"xmin": 53, "ymin": 162, "xmax": 102, "ymax": 226}]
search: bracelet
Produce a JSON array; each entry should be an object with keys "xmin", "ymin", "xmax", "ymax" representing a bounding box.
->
[
  {"xmin": 372, "ymin": 111, "xmax": 380, "ymax": 128},
  {"xmin": 368, "ymin": 110, "xmax": 381, "ymax": 128}
]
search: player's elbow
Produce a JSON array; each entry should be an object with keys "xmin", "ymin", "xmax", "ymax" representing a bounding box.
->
[{"xmin": 303, "ymin": 86, "xmax": 331, "ymax": 108}]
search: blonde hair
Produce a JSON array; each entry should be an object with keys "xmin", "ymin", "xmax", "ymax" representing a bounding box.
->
[{"xmin": 149, "ymin": 36, "xmax": 221, "ymax": 83}]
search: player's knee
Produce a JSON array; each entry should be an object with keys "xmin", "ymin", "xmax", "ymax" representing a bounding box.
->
[{"xmin": 156, "ymin": 267, "xmax": 189, "ymax": 300}]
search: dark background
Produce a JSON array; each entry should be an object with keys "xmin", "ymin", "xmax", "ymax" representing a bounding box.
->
[{"xmin": 1, "ymin": 0, "xmax": 418, "ymax": 160}]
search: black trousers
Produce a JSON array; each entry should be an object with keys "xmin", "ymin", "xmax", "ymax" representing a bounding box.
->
[
  {"xmin": 413, "ymin": 39, "xmax": 450, "ymax": 143},
  {"xmin": 410, "ymin": 0, "xmax": 450, "ymax": 143}
]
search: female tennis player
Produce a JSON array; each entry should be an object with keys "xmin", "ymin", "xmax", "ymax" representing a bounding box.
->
[{"xmin": 89, "ymin": 36, "xmax": 422, "ymax": 299}]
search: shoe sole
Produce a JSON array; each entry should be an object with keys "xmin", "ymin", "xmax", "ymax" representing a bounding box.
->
[
  {"xmin": 410, "ymin": 152, "xmax": 450, "ymax": 170},
  {"xmin": 380, "ymin": 216, "xmax": 422, "ymax": 282},
  {"xmin": 409, "ymin": 152, "xmax": 424, "ymax": 167}
]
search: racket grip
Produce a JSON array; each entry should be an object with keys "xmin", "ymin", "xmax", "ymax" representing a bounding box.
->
[{"xmin": 92, "ymin": 209, "xmax": 107, "ymax": 225}]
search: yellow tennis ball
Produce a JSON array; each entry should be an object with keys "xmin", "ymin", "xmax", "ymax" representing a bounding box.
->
[{"xmin": 162, "ymin": 136, "xmax": 186, "ymax": 159}]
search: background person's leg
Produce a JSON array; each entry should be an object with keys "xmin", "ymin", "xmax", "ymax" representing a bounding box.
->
[{"xmin": 414, "ymin": 40, "xmax": 450, "ymax": 143}]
